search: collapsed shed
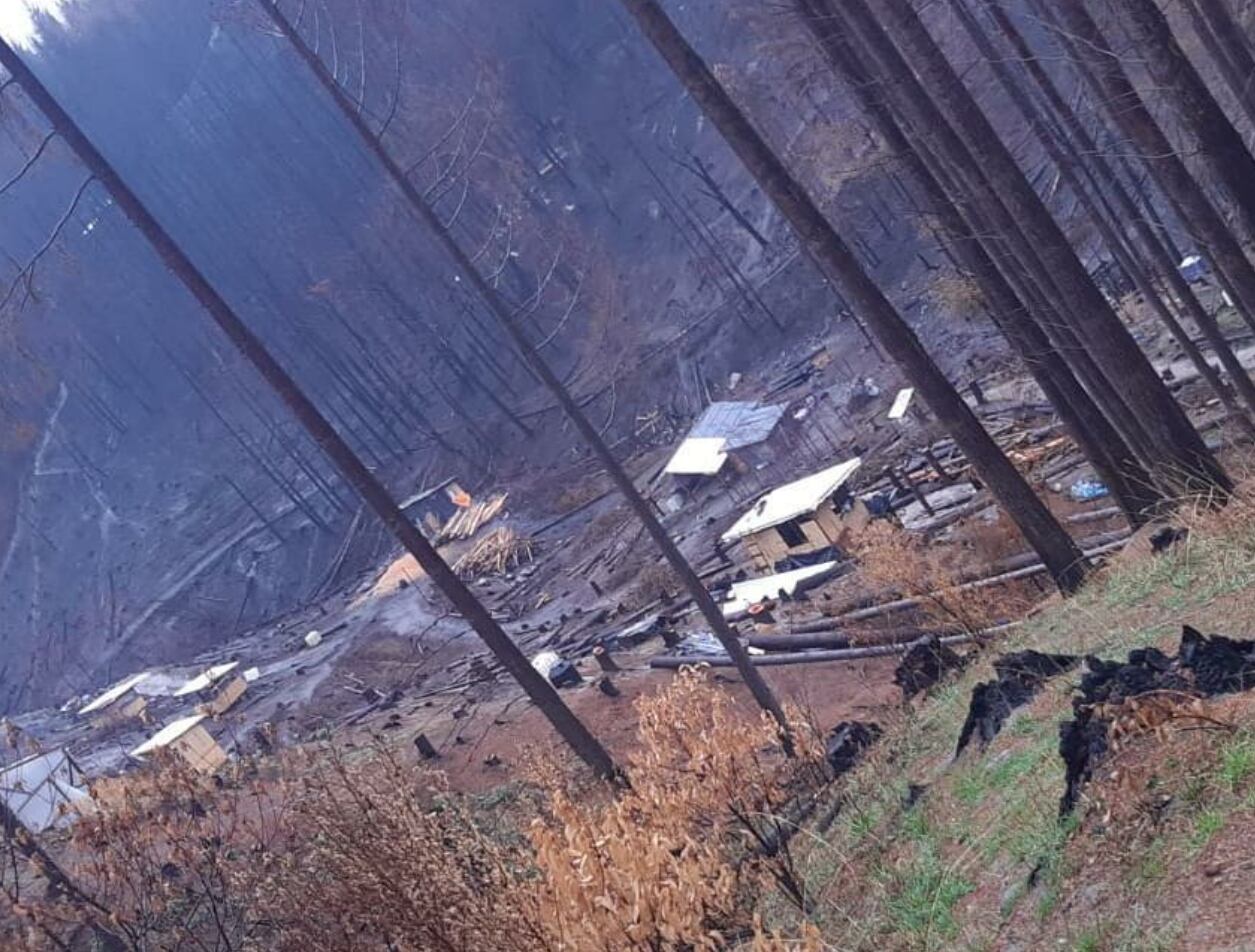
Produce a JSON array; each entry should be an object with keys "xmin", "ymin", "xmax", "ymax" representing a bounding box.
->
[
  {"xmin": 721, "ymin": 457, "xmax": 866, "ymax": 572},
  {"xmin": 0, "ymin": 749, "xmax": 90, "ymax": 832},
  {"xmin": 663, "ymin": 401, "xmax": 787, "ymax": 481}
]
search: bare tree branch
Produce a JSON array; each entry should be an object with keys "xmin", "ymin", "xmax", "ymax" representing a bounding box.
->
[
  {"xmin": 0, "ymin": 175, "xmax": 95, "ymax": 315},
  {"xmin": 0, "ymin": 130, "xmax": 56, "ymax": 196}
]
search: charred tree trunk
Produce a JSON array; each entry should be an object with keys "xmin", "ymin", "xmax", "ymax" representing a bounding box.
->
[
  {"xmin": 260, "ymin": 0, "xmax": 795, "ymax": 745},
  {"xmin": 827, "ymin": 0, "xmax": 1162, "ymax": 471},
  {"xmin": 618, "ymin": 0, "xmax": 1090, "ymax": 591},
  {"xmin": 1181, "ymin": 0, "xmax": 1255, "ymax": 127},
  {"xmin": 1048, "ymin": 1, "xmax": 1255, "ymax": 389},
  {"xmin": 1118, "ymin": 0, "xmax": 1255, "ymax": 235},
  {"xmin": 0, "ymin": 38, "xmax": 621, "ymax": 782},
  {"xmin": 860, "ymin": 0, "xmax": 1229, "ymax": 497},
  {"xmin": 794, "ymin": 0, "xmax": 1159, "ymax": 524}
]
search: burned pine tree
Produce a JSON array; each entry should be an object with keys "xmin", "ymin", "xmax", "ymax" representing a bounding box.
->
[
  {"xmin": 980, "ymin": 0, "xmax": 1255, "ymax": 436},
  {"xmin": 846, "ymin": 0, "xmax": 1228, "ymax": 497},
  {"xmin": 792, "ymin": 0, "xmax": 1161, "ymax": 524},
  {"xmin": 1047, "ymin": 1, "xmax": 1255, "ymax": 384},
  {"xmin": 615, "ymin": 0, "xmax": 1091, "ymax": 592},
  {"xmin": 945, "ymin": 0, "xmax": 1255, "ymax": 433},
  {"xmin": 0, "ymin": 37, "xmax": 621, "ymax": 783}
]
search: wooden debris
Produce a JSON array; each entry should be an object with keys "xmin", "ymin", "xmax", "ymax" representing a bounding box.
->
[
  {"xmin": 436, "ymin": 493, "xmax": 509, "ymax": 543},
  {"xmin": 453, "ymin": 527, "xmax": 535, "ymax": 578}
]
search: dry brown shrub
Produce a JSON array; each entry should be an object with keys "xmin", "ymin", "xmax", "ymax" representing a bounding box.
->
[
  {"xmin": 850, "ymin": 521, "xmax": 1027, "ymax": 633},
  {"xmin": 255, "ymin": 670, "xmax": 824, "ymax": 950},
  {"xmin": 6, "ymin": 674, "xmax": 826, "ymax": 951},
  {"xmin": 253, "ymin": 746, "xmax": 547, "ymax": 952},
  {"xmin": 619, "ymin": 559, "xmax": 682, "ymax": 611},
  {"xmin": 2, "ymin": 754, "xmax": 283, "ymax": 950},
  {"xmin": 530, "ymin": 668, "xmax": 825, "ymax": 948},
  {"xmin": 930, "ymin": 272, "xmax": 983, "ymax": 316}
]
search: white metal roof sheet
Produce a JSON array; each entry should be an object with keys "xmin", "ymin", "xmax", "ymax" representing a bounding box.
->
[
  {"xmin": 78, "ymin": 672, "xmax": 150, "ymax": 715},
  {"xmin": 663, "ymin": 436, "xmax": 729, "ymax": 476},
  {"xmin": 721, "ymin": 561, "xmax": 838, "ymax": 616},
  {"xmin": 173, "ymin": 661, "xmax": 240, "ymax": 698},
  {"xmin": 129, "ymin": 713, "xmax": 208, "ymax": 758}
]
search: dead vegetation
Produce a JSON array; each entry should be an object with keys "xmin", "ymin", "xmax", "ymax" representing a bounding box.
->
[
  {"xmin": 2, "ymin": 670, "xmax": 828, "ymax": 951},
  {"xmin": 849, "ymin": 520, "xmax": 1033, "ymax": 634}
]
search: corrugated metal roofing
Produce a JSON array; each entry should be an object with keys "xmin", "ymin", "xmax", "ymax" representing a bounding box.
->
[
  {"xmin": 688, "ymin": 401, "xmax": 786, "ymax": 449},
  {"xmin": 0, "ymin": 749, "xmax": 88, "ymax": 832},
  {"xmin": 721, "ymin": 457, "xmax": 862, "ymax": 542},
  {"xmin": 664, "ymin": 401, "xmax": 786, "ymax": 476}
]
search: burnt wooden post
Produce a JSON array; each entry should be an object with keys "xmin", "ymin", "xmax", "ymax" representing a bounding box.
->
[
  {"xmin": 922, "ymin": 446, "xmax": 953, "ymax": 483},
  {"xmin": 414, "ymin": 733, "xmax": 439, "ymax": 759},
  {"xmin": 593, "ymin": 645, "xmax": 620, "ymax": 672}
]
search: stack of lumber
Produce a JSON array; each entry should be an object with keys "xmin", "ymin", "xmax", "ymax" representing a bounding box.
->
[{"xmin": 437, "ymin": 493, "xmax": 508, "ymax": 543}]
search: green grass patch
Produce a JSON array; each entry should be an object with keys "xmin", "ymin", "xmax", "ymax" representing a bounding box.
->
[
  {"xmin": 883, "ymin": 845, "xmax": 974, "ymax": 944},
  {"xmin": 1218, "ymin": 734, "xmax": 1255, "ymax": 791},
  {"xmin": 1189, "ymin": 809, "xmax": 1226, "ymax": 853}
]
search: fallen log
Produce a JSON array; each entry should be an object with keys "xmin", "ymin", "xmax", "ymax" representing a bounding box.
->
[
  {"xmin": 649, "ymin": 634, "xmax": 973, "ymax": 669},
  {"xmin": 820, "ymin": 528, "xmax": 1131, "ymax": 619},
  {"xmin": 748, "ymin": 623, "xmax": 997, "ymax": 652},
  {"xmin": 831, "ymin": 537, "xmax": 1127, "ymax": 627}
]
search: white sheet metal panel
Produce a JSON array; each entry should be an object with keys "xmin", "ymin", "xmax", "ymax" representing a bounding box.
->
[
  {"xmin": 721, "ymin": 561, "xmax": 838, "ymax": 616},
  {"xmin": 0, "ymin": 750, "xmax": 88, "ymax": 832},
  {"xmin": 887, "ymin": 387, "xmax": 914, "ymax": 420},
  {"xmin": 664, "ymin": 436, "xmax": 729, "ymax": 476},
  {"xmin": 78, "ymin": 672, "xmax": 150, "ymax": 715},
  {"xmin": 721, "ymin": 457, "xmax": 863, "ymax": 542},
  {"xmin": 173, "ymin": 661, "xmax": 240, "ymax": 698},
  {"xmin": 130, "ymin": 713, "xmax": 208, "ymax": 758}
]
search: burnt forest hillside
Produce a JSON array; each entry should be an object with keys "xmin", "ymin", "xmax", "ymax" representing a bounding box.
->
[{"xmin": 0, "ymin": 0, "xmax": 1107, "ymax": 712}]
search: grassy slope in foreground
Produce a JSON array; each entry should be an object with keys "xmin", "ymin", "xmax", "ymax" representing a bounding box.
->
[{"xmin": 775, "ymin": 499, "xmax": 1255, "ymax": 952}]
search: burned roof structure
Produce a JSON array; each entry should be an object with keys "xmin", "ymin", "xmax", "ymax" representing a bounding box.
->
[{"xmin": 664, "ymin": 401, "xmax": 787, "ymax": 476}]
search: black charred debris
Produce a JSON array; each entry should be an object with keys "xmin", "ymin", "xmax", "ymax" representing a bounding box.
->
[
  {"xmin": 894, "ymin": 635, "xmax": 967, "ymax": 699},
  {"xmin": 826, "ymin": 721, "xmax": 882, "ymax": 775},
  {"xmin": 955, "ymin": 650, "xmax": 1080, "ymax": 756},
  {"xmin": 1059, "ymin": 626, "xmax": 1255, "ymax": 816}
]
